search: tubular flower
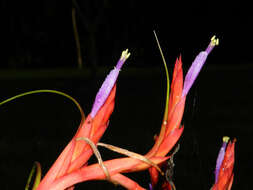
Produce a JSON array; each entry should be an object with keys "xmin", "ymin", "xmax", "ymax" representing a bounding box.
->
[
  {"xmin": 182, "ymin": 35, "xmax": 219, "ymax": 97},
  {"xmin": 36, "ymin": 50, "xmax": 130, "ymax": 190},
  {"xmin": 149, "ymin": 36, "xmax": 219, "ymax": 190},
  {"xmin": 211, "ymin": 137, "xmax": 236, "ymax": 190},
  {"xmin": 44, "ymin": 36, "xmax": 218, "ymax": 190},
  {"xmin": 90, "ymin": 50, "xmax": 130, "ymax": 118}
]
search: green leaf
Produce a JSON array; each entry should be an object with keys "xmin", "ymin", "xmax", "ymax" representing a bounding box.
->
[
  {"xmin": 0, "ymin": 89, "xmax": 85, "ymax": 120},
  {"xmin": 25, "ymin": 162, "xmax": 41, "ymax": 190},
  {"xmin": 153, "ymin": 31, "xmax": 170, "ymax": 122}
]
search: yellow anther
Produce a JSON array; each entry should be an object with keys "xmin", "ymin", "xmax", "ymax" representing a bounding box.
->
[
  {"xmin": 120, "ymin": 49, "xmax": 131, "ymax": 61},
  {"xmin": 223, "ymin": 136, "xmax": 230, "ymax": 143},
  {"xmin": 211, "ymin": 35, "xmax": 219, "ymax": 46},
  {"xmin": 216, "ymin": 38, "xmax": 219, "ymax": 45},
  {"xmin": 211, "ymin": 35, "xmax": 216, "ymax": 41}
]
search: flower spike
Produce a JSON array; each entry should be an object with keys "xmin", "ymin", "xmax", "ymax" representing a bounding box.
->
[
  {"xmin": 30, "ymin": 35, "xmax": 220, "ymax": 190},
  {"xmin": 182, "ymin": 35, "xmax": 219, "ymax": 97},
  {"xmin": 215, "ymin": 136, "xmax": 229, "ymax": 183},
  {"xmin": 212, "ymin": 137, "xmax": 235, "ymax": 190},
  {"xmin": 91, "ymin": 49, "xmax": 130, "ymax": 118}
]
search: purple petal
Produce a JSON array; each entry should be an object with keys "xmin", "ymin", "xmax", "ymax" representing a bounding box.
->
[
  {"xmin": 90, "ymin": 50, "xmax": 130, "ymax": 118},
  {"xmin": 182, "ymin": 51, "xmax": 208, "ymax": 96},
  {"xmin": 182, "ymin": 36, "xmax": 219, "ymax": 97},
  {"xmin": 149, "ymin": 183, "xmax": 153, "ymax": 190},
  {"xmin": 215, "ymin": 136, "xmax": 229, "ymax": 182}
]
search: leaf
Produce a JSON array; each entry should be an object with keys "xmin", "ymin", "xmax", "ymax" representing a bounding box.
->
[{"xmin": 25, "ymin": 161, "xmax": 41, "ymax": 190}]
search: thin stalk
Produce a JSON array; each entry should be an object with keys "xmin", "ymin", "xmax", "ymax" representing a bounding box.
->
[
  {"xmin": 0, "ymin": 89, "xmax": 85, "ymax": 120},
  {"xmin": 72, "ymin": 7, "xmax": 83, "ymax": 69}
]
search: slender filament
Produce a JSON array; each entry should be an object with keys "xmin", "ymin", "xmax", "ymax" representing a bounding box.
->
[
  {"xmin": 76, "ymin": 137, "xmax": 111, "ymax": 180},
  {"xmin": 98, "ymin": 142, "xmax": 163, "ymax": 175}
]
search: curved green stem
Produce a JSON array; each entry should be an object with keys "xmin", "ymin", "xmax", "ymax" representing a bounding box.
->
[
  {"xmin": 0, "ymin": 89, "xmax": 85, "ymax": 120},
  {"xmin": 153, "ymin": 31, "xmax": 170, "ymax": 122},
  {"xmin": 25, "ymin": 161, "xmax": 41, "ymax": 190}
]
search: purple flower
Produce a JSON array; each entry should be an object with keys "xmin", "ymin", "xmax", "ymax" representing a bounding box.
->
[
  {"xmin": 149, "ymin": 183, "xmax": 153, "ymax": 190},
  {"xmin": 90, "ymin": 49, "xmax": 130, "ymax": 118},
  {"xmin": 215, "ymin": 136, "xmax": 229, "ymax": 183},
  {"xmin": 182, "ymin": 36, "xmax": 219, "ymax": 97}
]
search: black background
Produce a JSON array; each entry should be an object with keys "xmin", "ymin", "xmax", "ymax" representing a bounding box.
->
[
  {"xmin": 0, "ymin": 1, "xmax": 252, "ymax": 189},
  {"xmin": 1, "ymin": 1, "xmax": 252, "ymax": 68}
]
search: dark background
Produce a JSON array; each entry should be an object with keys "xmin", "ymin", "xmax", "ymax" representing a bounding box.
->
[
  {"xmin": 0, "ymin": 1, "xmax": 252, "ymax": 189},
  {"xmin": 1, "ymin": 1, "xmax": 252, "ymax": 68}
]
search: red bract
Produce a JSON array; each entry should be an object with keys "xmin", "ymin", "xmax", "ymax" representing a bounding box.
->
[
  {"xmin": 36, "ymin": 86, "xmax": 117, "ymax": 190},
  {"xmin": 161, "ymin": 181, "xmax": 173, "ymax": 190},
  {"xmin": 212, "ymin": 139, "xmax": 236, "ymax": 190},
  {"xmin": 148, "ymin": 57, "xmax": 184, "ymax": 189},
  {"xmin": 149, "ymin": 36, "xmax": 219, "ymax": 190},
  {"xmin": 36, "ymin": 49, "xmax": 131, "ymax": 190}
]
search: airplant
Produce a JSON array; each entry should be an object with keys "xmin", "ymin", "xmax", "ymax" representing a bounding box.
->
[{"xmin": 1, "ymin": 33, "xmax": 235, "ymax": 190}]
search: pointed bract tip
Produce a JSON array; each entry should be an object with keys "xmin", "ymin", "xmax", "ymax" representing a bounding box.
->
[
  {"xmin": 120, "ymin": 49, "xmax": 131, "ymax": 61},
  {"xmin": 211, "ymin": 35, "xmax": 219, "ymax": 46},
  {"xmin": 223, "ymin": 136, "xmax": 230, "ymax": 143}
]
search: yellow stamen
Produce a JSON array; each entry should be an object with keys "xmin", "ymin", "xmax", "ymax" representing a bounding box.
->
[
  {"xmin": 223, "ymin": 136, "xmax": 230, "ymax": 143},
  {"xmin": 120, "ymin": 49, "xmax": 131, "ymax": 61},
  {"xmin": 211, "ymin": 35, "xmax": 219, "ymax": 46}
]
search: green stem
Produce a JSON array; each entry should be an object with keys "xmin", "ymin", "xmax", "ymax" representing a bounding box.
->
[
  {"xmin": 0, "ymin": 89, "xmax": 85, "ymax": 120},
  {"xmin": 25, "ymin": 162, "xmax": 41, "ymax": 190},
  {"xmin": 153, "ymin": 31, "xmax": 170, "ymax": 122}
]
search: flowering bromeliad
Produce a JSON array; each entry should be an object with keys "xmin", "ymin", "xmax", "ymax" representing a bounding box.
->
[
  {"xmin": 35, "ymin": 36, "xmax": 218, "ymax": 190},
  {"xmin": 211, "ymin": 137, "xmax": 236, "ymax": 190},
  {"xmin": 35, "ymin": 50, "xmax": 131, "ymax": 190},
  {"xmin": 148, "ymin": 34, "xmax": 220, "ymax": 190},
  {"xmin": 1, "ymin": 35, "xmax": 222, "ymax": 190}
]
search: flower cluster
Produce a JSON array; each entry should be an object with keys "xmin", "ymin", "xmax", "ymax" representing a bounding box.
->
[
  {"xmin": 2, "ymin": 35, "xmax": 235, "ymax": 190},
  {"xmin": 35, "ymin": 36, "xmax": 235, "ymax": 190}
]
